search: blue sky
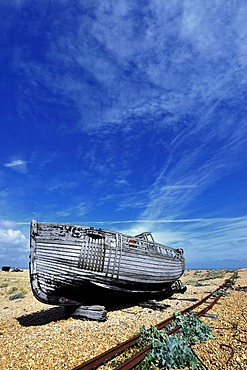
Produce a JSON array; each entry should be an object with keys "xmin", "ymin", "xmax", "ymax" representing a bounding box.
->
[{"xmin": 1, "ymin": 1, "xmax": 247, "ymax": 269}]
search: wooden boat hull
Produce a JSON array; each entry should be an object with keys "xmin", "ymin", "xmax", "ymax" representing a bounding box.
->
[{"xmin": 30, "ymin": 220, "xmax": 185, "ymax": 306}]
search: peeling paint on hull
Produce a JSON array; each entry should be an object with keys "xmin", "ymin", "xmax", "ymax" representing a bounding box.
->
[{"xmin": 29, "ymin": 220, "xmax": 185, "ymax": 306}]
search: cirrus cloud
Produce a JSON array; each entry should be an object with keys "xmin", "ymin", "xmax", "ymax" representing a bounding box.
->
[{"xmin": 3, "ymin": 159, "xmax": 27, "ymax": 174}]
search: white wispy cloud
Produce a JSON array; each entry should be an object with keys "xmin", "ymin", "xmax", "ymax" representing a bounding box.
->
[
  {"xmin": 55, "ymin": 201, "xmax": 90, "ymax": 218},
  {"xmin": 47, "ymin": 180, "xmax": 79, "ymax": 192},
  {"xmin": 0, "ymin": 228, "xmax": 26, "ymax": 245},
  {"xmin": 12, "ymin": 1, "xmax": 247, "ymax": 131},
  {"xmin": 0, "ymin": 219, "xmax": 16, "ymax": 228},
  {"xmin": 3, "ymin": 159, "xmax": 27, "ymax": 174},
  {"xmin": 0, "ymin": 225, "xmax": 29, "ymax": 264},
  {"xmin": 61, "ymin": 2, "xmax": 247, "ymax": 214}
]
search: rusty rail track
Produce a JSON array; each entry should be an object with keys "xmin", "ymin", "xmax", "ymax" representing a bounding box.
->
[{"xmin": 72, "ymin": 272, "xmax": 238, "ymax": 370}]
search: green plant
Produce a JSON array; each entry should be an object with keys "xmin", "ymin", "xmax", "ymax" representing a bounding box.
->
[
  {"xmin": 203, "ymin": 269, "xmax": 226, "ymax": 280},
  {"xmin": 184, "ymin": 279, "xmax": 198, "ymax": 286},
  {"xmin": 137, "ymin": 313, "xmax": 214, "ymax": 370},
  {"xmin": 212, "ymin": 289, "xmax": 229, "ymax": 297},
  {"xmin": 0, "ymin": 282, "xmax": 8, "ymax": 288},
  {"xmin": 168, "ymin": 312, "xmax": 214, "ymax": 344},
  {"xmin": 9, "ymin": 292, "xmax": 25, "ymax": 300},
  {"xmin": 194, "ymin": 270, "xmax": 203, "ymax": 275},
  {"xmin": 194, "ymin": 282, "xmax": 213, "ymax": 287},
  {"xmin": 7, "ymin": 286, "xmax": 18, "ymax": 294}
]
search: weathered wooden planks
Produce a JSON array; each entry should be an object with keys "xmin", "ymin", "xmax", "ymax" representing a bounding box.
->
[{"xmin": 30, "ymin": 220, "xmax": 185, "ymax": 309}]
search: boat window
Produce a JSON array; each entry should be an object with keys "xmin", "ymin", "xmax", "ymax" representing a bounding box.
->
[
  {"xmin": 110, "ymin": 239, "xmax": 116, "ymax": 248},
  {"xmin": 135, "ymin": 232, "xmax": 154, "ymax": 242},
  {"xmin": 155, "ymin": 246, "xmax": 176, "ymax": 258},
  {"xmin": 145, "ymin": 233, "xmax": 155, "ymax": 242},
  {"xmin": 86, "ymin": 232, "xmax": 104, "ymax": 239}
]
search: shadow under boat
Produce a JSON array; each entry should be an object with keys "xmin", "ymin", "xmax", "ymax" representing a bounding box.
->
[{"xmin": 17, "ymin": 282, "xmax": 186, "ymax": 326}]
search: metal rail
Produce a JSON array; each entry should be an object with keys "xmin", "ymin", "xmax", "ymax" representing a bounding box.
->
[{"xmin": 71, "ymin": 272, "xmax": 238, "ymax": 370}]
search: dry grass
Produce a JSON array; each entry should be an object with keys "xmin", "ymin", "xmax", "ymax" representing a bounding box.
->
[{"xmin": 0, "ymin": 270, "xmax": 29, "ymax": 298}]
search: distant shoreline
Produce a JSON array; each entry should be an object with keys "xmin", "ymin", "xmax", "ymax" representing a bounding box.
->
[{"xmin": 2, "ymin": 266, "xmax": 246, "ymax": 273}]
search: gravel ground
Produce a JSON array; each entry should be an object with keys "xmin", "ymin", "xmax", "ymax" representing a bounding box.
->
[
  {"xmin": 0, "ymin": 268, "xmax": 246, "ymax": 370},
  {"xmin": 192, "ymin": 281, "xmax": 247, "ymax": 369}
]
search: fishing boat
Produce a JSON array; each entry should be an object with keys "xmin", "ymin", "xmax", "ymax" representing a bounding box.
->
[{"xmin": 30, "ymin": 220, "xmax": 186, "ymax": 320}]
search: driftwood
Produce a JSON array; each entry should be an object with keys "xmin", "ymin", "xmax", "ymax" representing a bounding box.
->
[
  {"xmin": 71, "ymin": 305, "xmax": 107, "ymax": 321},
  {"xmin": 190, "ymin": 311, "xmax": 218, "ymax": 319}
]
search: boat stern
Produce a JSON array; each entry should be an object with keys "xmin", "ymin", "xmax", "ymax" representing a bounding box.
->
[{"xmin": 29, "ymin": 220, "xmax": 80, "ymax": 306}]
